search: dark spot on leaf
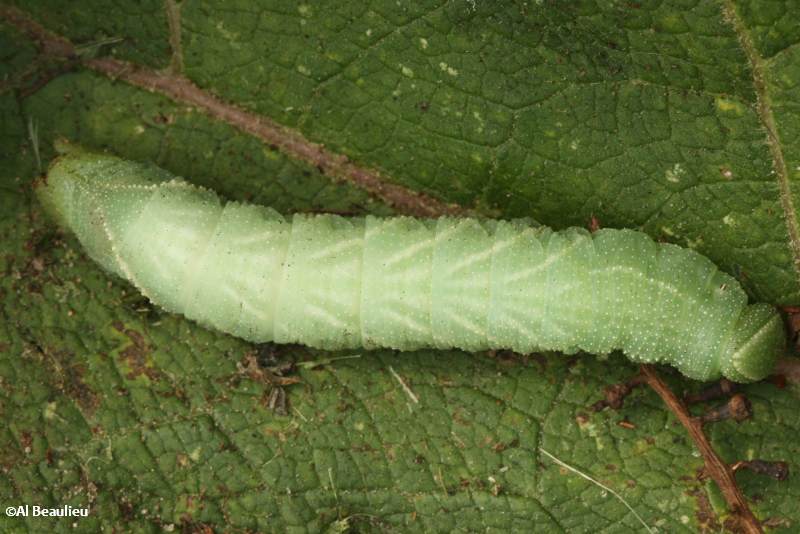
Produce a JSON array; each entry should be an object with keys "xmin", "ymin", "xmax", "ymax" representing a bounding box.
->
[
  {"xmin": 687, "ymin": 488, "xmax": 721, "ymax": 532},
  {"xmin": 768, "ymin": 374, "xmax": 786, "ymax": 388},
  {"xmin": 113, "ymin": 322, "xmax": 162, "ymax": 381},
  {"xmin": 452, "ymin": 408, "xmax": 471, "ymax": 426},
  {"xmin": 19, "ymin": 431, "xmax": 32, "ymax": 452},
  {"xmin": 179, "ymin": 518, "xmax": 214, "ymax": 534},
  {"xmin": 116, "ymin": 496, "xmax": 136, "ymax": 521},
  {"xmin": 491, "ymin": 441, "xmax": 507, "ymax": 453},
  {"xmin": 731, "ymin": 459, "xmax": 789, "ymax": 481},
  {"xmin": 38, "ymin": 345, "xmax": 100, "ymax": 414},
  {"xmin": 762, "ymin": 517, "xmax": 792, "ymax": 530}
]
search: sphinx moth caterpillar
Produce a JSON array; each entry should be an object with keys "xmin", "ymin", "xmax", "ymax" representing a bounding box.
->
[{"xmin": 36, "ymin": 147, "xmax": 786, "ymax": 382}]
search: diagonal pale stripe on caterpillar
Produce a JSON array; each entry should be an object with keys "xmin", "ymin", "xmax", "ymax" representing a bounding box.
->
[{"xmin": 36, "ymin": 146, "xmax": 787, "ymax": 382}]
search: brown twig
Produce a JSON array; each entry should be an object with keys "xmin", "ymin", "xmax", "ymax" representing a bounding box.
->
[
  {"xmin": 589, "ymin": 373, "xmax": 646, "ymax": 411},
  {"xmin": 697, "ymin": 393, "xmax": 752, "ymax": 424},
  {"xmin": 774, "ymin": 357, "xmax": 800, "ymax": 384},
  {"xmin": 684, "ymin": 378, "xmax": 737, "ymax": 404},
  {"xmin": 731, "ymin": 460, "xmax": 789, "ymax": 482},
  {"xmin": 640, "ymin": 365, "xmax": 763, "ymax": 534},
  {"xmin": 0, "ymin": 5, "xmax": 463, "ymax": 218}
]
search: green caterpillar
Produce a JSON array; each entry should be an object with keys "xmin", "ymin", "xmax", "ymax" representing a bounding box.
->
[{"xmin": 36, "ymin": 147, "xmax": 786, "ymax": 382}]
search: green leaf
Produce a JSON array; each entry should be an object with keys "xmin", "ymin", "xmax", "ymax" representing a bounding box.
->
[{"xmin": 2, "ymin": 2, "xmax": 800, "ymax": 532}]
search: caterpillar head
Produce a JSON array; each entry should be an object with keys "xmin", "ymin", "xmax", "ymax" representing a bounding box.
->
[
  {"xmin": 719, "ymin": 304, "xmax": 785, "ymax": 382},
  {"xmin": 36, "ymin": 146, "xmax": 167, "ymax": 279}
]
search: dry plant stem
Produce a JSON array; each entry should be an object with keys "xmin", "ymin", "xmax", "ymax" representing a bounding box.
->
[
  {"xmin": 684, "ymin": 378, "xmax": 737, "ymax": 404},
  {"xmin": 698, "ymin": 393, "xmax": 752, "ymax": 424},
  {"xmin": 589, "ymin": 374, "xmax": 646, "ymax": 411},
  {"xmin": 731, "ymin": 460, "xmax": 789, "ymax": 481},
  {"xmin": 0, "ymin": 5, "xmax": 462, "ymax": 218},
  {"xmin": 640, "ymin": 365, "xmax": 762, "ymax": 534},
  {"xmin": 775, "ymin": 357, "xmax": 800, "ymax": 384}
]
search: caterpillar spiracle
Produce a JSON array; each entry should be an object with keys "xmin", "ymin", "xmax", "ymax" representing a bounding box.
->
[{"xmin": 36, "ymin": 146, "xmax": 786, "ymax": 382}]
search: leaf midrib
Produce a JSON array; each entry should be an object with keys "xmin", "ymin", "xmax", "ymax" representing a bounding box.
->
[{"xmin": 722, "ymin": 0, "xmax": 800, "ymax": 283}]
